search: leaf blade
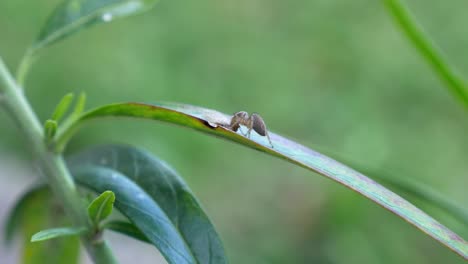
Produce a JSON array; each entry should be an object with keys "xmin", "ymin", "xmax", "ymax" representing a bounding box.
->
[
  {"xmin": 31, "ymin": 227, "xmax": 87, "ymax": 242},
  {"xmin": 104, "ymin": 220, "xmax": 150, "ymax": 243},
  {"xmin": 51, "ymin": 93, "xmax": 74, "ymax": 121},
  {"xmin": 87, "ymin": 190, "xmax": 116, "ymax": 226},
  {"xmin": 71, "ymin": 165, "xmax": 197, "ymax": 264},
  {"xmin": 4, "ymin": 186, "xmax": 81, "ymax": 264},
  {"xmin": 33, "ymin": 0, "xmax": 159, "ymax": 53},
  {"xmin": 3, "ymin": 186, "xmax": 44, "ymax": 244},
  {"xmin": 383, "ymin": 0, "xmax": 468, "ymax": 109},
  {"xmin": 64, "ymin": 102, "xmax": 468, "ymax": 259},
  {"xmin": 68, "ymin": 144, "xmax": 228, "ymax": 263}
]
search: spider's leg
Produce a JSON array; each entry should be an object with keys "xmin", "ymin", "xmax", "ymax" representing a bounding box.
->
[
  {"xmin": 240, "ymin": 127, "xmax": 249, "ymax": 136},
  {"xmin": 265, "ymin": 130, "xmax": 274, "ymax": 148},
  {"xmin": 246, "ymin": 115, "xmax": 254, "ymax": 138},
  {"xmin": 230, "ymin": 116, "xmax": 241, "ymax": 131},
  {"xmin": 230, "ymin": 118, "xmax": 249, "ymax": 136},
  {"xmin": 236, "ymin": 125, "xmax": 248, "ymax": 136}
]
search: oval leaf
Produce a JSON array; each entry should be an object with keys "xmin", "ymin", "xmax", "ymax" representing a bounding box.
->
[
  {"xmin": 31, "ymin": 227, "xmax": 87, "ymax": 242},
  {"xmin": 32, "ymin": 0, "xmax": 159, "ymax": 52},
  {"xmin": 68, "ymin": 145, "xmax": 228, "ymax": 263},
  {"xmin": 71, "ymin": 165, "xmax": 197, "ymax": 264},
  {"xmin": 87, "ymin": 190, "xmax": 115, "ymax": 226},
  {"xmin": 60, "ymin": 102, "xmax": 468, "ymax": 259}
]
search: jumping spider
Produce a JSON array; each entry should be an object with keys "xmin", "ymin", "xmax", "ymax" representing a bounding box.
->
[{"xmin": 227, "ymin": 111, "xmax": 273, "ymax": 148}]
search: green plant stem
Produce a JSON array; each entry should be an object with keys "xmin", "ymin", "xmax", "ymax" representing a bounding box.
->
[
  {"xmin": 0, "ymin": 57, "xmax": 117, "ymax": 264},
  {"xmin": 384, "ymin": 0, "xmax": 468, "ymax": 109}
]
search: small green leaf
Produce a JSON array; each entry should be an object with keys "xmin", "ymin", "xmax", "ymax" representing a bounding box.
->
[
  {"xmin": 51, "ymin": 93, "xmax": 74, "ymax": 121},
  {"xmin": 31, "ymin": 227, "xmax": 87, "ymax": 242},
  {"xmin": 104, "ymin": 220, "xmax": 150, "ymax": 243},
  {"xmin": 70, "ymin": 92, "xmax": 87, "ymax": 119},
  {"xmin": 32, "ymin": 0, "xmax": 160, "ymax": 53},
  {"xmin": 44, "ymin": 119, "xmax": 58, "ymax": 140},
  {"xmin": 60, "ymin": 102, "xmax": 468, "ymax": 259},
  {"xmin": 54, "ymin": 92, "xmax": 87, "ymax": 153},
  {"xmin": 87, "ymin": 190, "xmax": 115, "ymax": 226}
]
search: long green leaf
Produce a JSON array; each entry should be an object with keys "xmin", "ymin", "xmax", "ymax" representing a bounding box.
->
[
  {"xmin": 33, "ymin": 0, "xmax": 159, "ymax": 53},
  {"xmin": 359, "ymin": 166, "xmax": 468, "ymax": 227},
  {"xmin": 31, "ymin": 227, "xmax": 87, "ymax": 242},
  {"xmin": 383, "ymin": 0, "xmax": 468, "ymax": 108},
  {"xmin": 315, "ymin": 150, "xmax": 468, "ymax": 227},
  {"xmin": 59, "ymin": 102, "xmax": 468, "ymax": 259},
  {"xmin": 104, "ymin": 220, "xmax": 150, "ymax": 243},
  {"xmin": 16, "ymin": 0, "xmax": 159, "ymax": 85},
  {"xmin": 68, "ymin": 145, "xmax": 228, "ymax": 263}
]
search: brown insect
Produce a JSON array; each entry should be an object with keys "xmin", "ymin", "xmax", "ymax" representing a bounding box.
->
[{"xmin": 228, "ymin": 111, "xmax": 273, "ymax": 148}]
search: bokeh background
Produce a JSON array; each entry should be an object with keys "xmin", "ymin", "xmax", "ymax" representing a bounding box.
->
[{"xmin": 0, "ymin": 0, "xmax": 467, "ymax": 263}]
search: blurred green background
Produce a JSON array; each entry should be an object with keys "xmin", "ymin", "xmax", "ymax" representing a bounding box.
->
[{"xmin": 0, "ymin": 0, "xmax": 467, "ymax": 263}]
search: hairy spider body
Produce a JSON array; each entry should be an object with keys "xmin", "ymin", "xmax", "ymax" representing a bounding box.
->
[{"xmin": 228, "ymin": 111, "xmax": 273, "ymax": 148}]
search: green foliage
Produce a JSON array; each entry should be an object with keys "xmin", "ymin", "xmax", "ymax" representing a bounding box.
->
[
  {"xmin": 45, "ymin": 93, "xmax": 86, "ymax": 143},
  {"xmin": 68, "ymin": 144, "xmax": 228, "ymax": 264},
  {"xmin": 16, "ymin": 0, "xmax": 160, "ymax": 86},
  {"xmin": 60, "ymin": 102, "xmax": 468, "ymax": 258},
  {"xmin": 371, "ymin": 169, "xmax": 468, "ymax": 226},
  {"xmin": 1, "ymin": 0, "xmax": 467, "ymax": 262},
  {"xmin": 323, "ymin": 153, "xmax": 468, "ymax": 228},
  {"xmin": 87, "ymin": 190, "xmax": 115, "ymax": 227},
  {"xmin": 4, "ymin": 186, "xmax": 44, "ymax": 244},
  {"xmin": 3, "ymin": 187, "xmax": 81, "ymax": 264},
  {"xmin": 104, "ymin": 220, "xmax": 150, "ymax": 243},
  {"xmin": 33, "ymin": 0, "xmax": 160, "ymax": 53},
  {"xmin": 31, "ymin": 227, "xmax": 87, "ymax": 242},
  {"xmin": 44, "ymin": 119, "xmax": 58, "ymax": 141},
  {"xmin": 68, "ymin": 92, "xmax": 87, "ymax": 121},
  {"xmin": 51, "ymin": 93, "xmax": 74, "ymax": 121},
  {"xmin": 384, "ymin": 0, "xmax": 468, "ymax": 109}
]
